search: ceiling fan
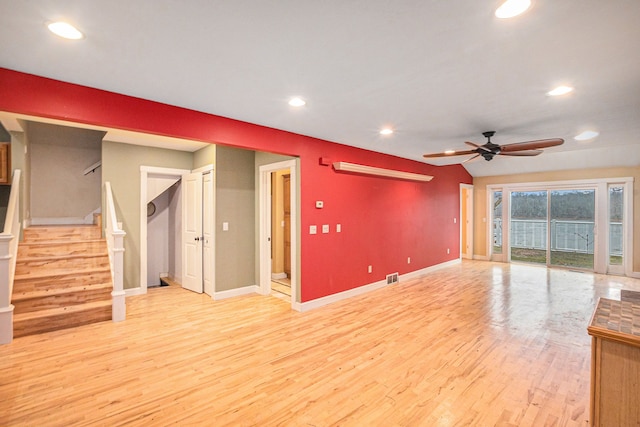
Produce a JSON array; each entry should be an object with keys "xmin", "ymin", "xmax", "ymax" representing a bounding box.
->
[{"xmin": 423, "ymin": 131, "xmax": 564, "ymax": 162}]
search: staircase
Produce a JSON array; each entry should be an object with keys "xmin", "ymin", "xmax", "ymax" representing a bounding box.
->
[{"xmin": 12, "ymin": 224, "xmax": 113, "ymax": 338}]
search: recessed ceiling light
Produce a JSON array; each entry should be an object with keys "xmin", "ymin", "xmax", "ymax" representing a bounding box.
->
[
  {"xmin": 547, "ymin": 85, "xmax": 574, "ymax": 96},
  {"xmin": 574, "ymin": 130, "xmax": 599, "ymax": 141},
  {"xmin": 47, "ymin": 21, "xmax": 84, "ymax": 40},
  {"xmin": 288, "ymin": 97, "xmax": 306, "ymax": 107},
  {"xmin": 444, "ymin": 150, "xmax": 456, "ymax": 155},
  {"xmin": 379, "ymin": 128, "xmax": 393, "ymax": 136},
  {"xmin": 495, "ymin": 0, "xmax": 531, "ymax": 19}
]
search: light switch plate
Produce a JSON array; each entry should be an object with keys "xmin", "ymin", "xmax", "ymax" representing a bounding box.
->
[
  {"xmin": 310, "ymin": 225, "xmax": 317, "ymax": 234},
  {"xmin": 322, "ymin": 224, "xmax": 329, "ymax": 233}
]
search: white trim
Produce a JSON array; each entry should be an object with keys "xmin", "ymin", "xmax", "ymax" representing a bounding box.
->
[
  {"xmin": 124, "ymin": 287, "xmax": 145, "ymax": 297},
  {"xmin": 259, "ymin": 159, "xmax": 298, "ymax": 309},
  {"xmin": 295, "ymin": 259, "xmax": 461, "ymax": 312},
  {"xmin": 140, "ymin": 165, "xmax": 191, "ymax": 175},
  {"xmin": 271, "ymin": 272, "xmax": 287, "ymax": 280},
  {"xmin": 485, "ymin": 176, "xmax": 633, "ymax": 192},
  {"xmin": 192, "ymin": 164, "xmax": 213, "ymax": 174},
  {"xmin": 214, "ymin": 285, "xmax": 260, "ymax": 300}
]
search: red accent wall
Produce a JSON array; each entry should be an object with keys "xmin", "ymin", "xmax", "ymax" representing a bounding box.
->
[{"xmin": 0, "ymin": 67, "xmax": 472, "ymax": 302}]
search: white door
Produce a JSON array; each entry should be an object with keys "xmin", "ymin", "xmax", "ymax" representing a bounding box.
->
[
  {"xmin": 182, "ymin": 172, "xmax": 203, "ymax": 293},
  {"xmin": 202, "ymin": 172, "xmax": 214, "ymax": 296}
]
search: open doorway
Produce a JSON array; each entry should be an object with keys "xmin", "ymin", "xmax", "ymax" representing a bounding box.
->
[
  {"xmin": 460, "ymin": 184, "xmax": 473, "ymax": 259},
  {"xmin": 140, "ymin": 165, "xmax": 214, "ymax": 296},
  {"xmin": 259, "ymin": 160, "xmax": 298, "ymax": 307}
]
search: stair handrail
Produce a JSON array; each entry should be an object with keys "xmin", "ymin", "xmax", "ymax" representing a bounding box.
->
[
  {"xmin": 105, "ymin": 181, "xmax": 126, "ymax": 322},
  {"xmin": 0, "ymin": 169, "xmax": 21, "ymax": 344}
]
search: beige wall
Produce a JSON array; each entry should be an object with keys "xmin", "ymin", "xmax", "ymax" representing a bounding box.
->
[
  {"xmin": 193, "ymin": 143, "xmax": 216, "ymax": 169},
  {"xmin": 473, "ymin": 166, "xmax": 640, "ymax": 272},
  {"xmin": 102, "ymin": 141, "xmax": 193, "ymax": 289},
  {"xmin": 215, "ymin": 146, "xmax": 256, "ymax": 291},
  {"xmin": 28, "ymin": 122, "xmax": 103, "ymax": 221}
]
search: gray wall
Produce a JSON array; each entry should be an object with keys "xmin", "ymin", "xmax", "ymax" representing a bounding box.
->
[
  {"xmin": 216, "ymin": 145, "xmax": 256, "ymax": 292},
  {"xmin": 102, "ymin": 141, "xmax": 193, "ymax": 289},
  {"xmin": 28, "ymin": 122, "xmax": 103, "ymax": 221}
]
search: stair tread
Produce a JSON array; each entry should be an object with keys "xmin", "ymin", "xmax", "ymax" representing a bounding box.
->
[
  {"xmin": 18, "ymin": 252, "xmax": 109, "ymax": 262},
  {"xmin": 14, "ymin": 265, "xmax": 111, "ymax": 281},
  {"xmin": 12, "ymin": 282, "xmax": 113, "ymax": 301},
  {"xmin": 13, "ymin": 300, "xmax": 112, "ymax": 322},
  {"xmin": 20, "ymin": 239, "xmax": 105, "ymax": 245}
]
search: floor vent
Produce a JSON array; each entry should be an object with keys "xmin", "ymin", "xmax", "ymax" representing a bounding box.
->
[{"xmin": 386, "ymin": 272, "xmax": 399, "ymax": 285}]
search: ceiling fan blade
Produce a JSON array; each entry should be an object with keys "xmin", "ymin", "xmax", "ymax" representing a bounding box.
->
[
  {"xmin": 462, "ymin": 154, "xmax": 481, "ymax": 163},
  {"xmin": 500, "ymin": 138, "xmax": 564, "ymax": 152},
  {"xmin": 499, "ymin": 150, "xmax": 543, "ymax": 156},
  {"xmin": 464, "ymin": 141, "xmax": 492, "ymax": 152},
  {"xmin": 423, "ymin": 149, "xmax": 477, "ymax": 158}
]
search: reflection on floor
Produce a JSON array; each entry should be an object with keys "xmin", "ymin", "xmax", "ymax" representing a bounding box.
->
[{"xmin": 4, "ymin": 261, "xmax": 640, "ymax": 425}]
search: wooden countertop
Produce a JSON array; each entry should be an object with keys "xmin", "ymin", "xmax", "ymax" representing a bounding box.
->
[{"xmin": 588, "ymin": 295, "xmax": 640, "ymax": 348}]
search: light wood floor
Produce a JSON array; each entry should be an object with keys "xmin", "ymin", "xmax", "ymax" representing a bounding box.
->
[{"xmin": 2, "ymin": 260, "xmax": 640, "ymax": 426}]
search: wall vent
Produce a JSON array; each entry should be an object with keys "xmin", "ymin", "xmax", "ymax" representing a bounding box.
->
[{"xmin": 386, "ymin": 272, "xmax": 399, "ymax": 285}]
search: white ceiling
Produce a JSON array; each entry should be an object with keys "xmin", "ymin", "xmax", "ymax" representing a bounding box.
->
[{"xmin": 0, "ymin": 0, "xmax": 639, "ymax": 176}]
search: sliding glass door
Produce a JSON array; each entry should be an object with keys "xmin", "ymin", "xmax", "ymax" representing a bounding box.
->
[
  {"xmin": 549, "ymin": 189, "xmax": 595, "ymax": 269},
  {"xmin": 509, "ymin": 191, "xmax": 548, "ymax": 264},
  {"xmin": 489, "ymin": 179, "xmax": 632, "ymax": 275}
]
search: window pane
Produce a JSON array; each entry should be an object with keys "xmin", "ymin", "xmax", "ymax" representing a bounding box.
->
[
  {"xmin": 609, "ymin": 186, "xmax": 624, "ymax": 266},
  {"xmin": 493, "ymin": 191, "xmax": 502, "ymax": 254},
  {"xmin": 549, "ymin": 189, "xmax": 595, "ymax": 269},
  {"xmin": 510, "ymin": 191, "xmax": 547, "ymax": 264}
]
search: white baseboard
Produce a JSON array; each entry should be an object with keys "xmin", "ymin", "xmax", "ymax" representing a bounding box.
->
[
  {"xmin": 214, "ymin": 285, "xmax": 260, "ymax": 301},
  {"xmin": 296, "ymin": 259, "xmax": 461, "ymax": 312},
  {"xmin": 125, "ymin": 287, "xmax": 146, "ymax": 297},
  {"xmin": 271, "ymin": 272, "xmax": 287, "ymax": 280}
]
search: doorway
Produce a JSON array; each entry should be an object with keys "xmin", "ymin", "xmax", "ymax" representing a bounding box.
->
[
  {"xmin": 140, "ymin": 165, "xmax": 214, "ymax": 296},
  {"xmin": 259, "ymin": 160, "xmax": 298, "ymax": 307},
  {"xmin": 460, "ymin": 184, "xmax": 473, "ymax": 259}
]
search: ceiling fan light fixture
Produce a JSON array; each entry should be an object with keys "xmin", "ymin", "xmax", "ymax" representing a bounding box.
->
[
  {"xmin": 47, "ymin": 21, "xmax": 84, "ymax": 40},
  {"xmin": 495, "ymin": 0, "xmax": 532, "ymax": 19},
  {"xmin": 547, "ymin": 85, "xmax": 574, "ymax": 96},
  {"xmin": 574, "ymin": 130, "xmax": 599, "ymax": 141},
  {"xmin": 288, "ymin": 97, "xmax": 306, "ymax": 107}
]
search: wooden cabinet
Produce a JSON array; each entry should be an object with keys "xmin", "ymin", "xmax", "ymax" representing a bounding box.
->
[
  {"xmin": 588, "ymin": 294, "xmax": 640, "ymax": 426},
  {"xmin": 0, "ymin": 143, "xmax": 10, "ymax": 185}
]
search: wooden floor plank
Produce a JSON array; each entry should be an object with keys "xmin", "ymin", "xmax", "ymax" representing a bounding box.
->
[{"xmin": 2, "ymin": 260, "xmax": 640, "ymax": 426}]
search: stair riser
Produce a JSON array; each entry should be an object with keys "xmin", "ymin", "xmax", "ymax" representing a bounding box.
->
[
  {"xmin": 23, "ymin": 227, "xmax": 101, "ymax": 242},
  {"xmin": 14, "ymin": 225, "xmax": 112, "ymax": 338},
  {"xmin": 13, "ymin": 271, "xmax": 112, "ymax": 293},
  {"xmin": 18, "ymin": 241, "xmax": 107, "ymax": 258},
  {"xmin": 15, "ymin": 257, "xmax": 110, "ymax": 276},
  {"xmin": 13, "ymin": 287, "xmax": 113, "ymax": 314},
  {"xmin": 13, "ymin": 306, "xmax": 112, "ymax": 338}
]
